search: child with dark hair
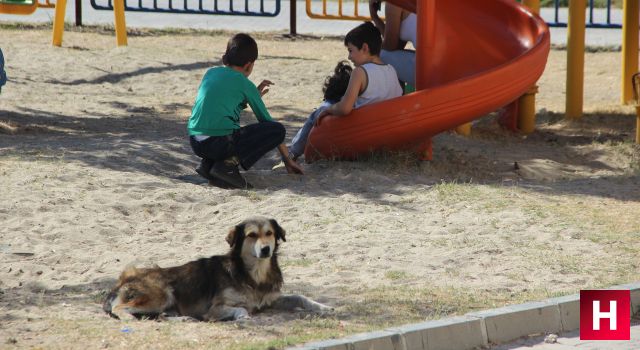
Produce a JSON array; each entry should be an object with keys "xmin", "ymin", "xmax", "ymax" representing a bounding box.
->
[
  {"xmin": 317, "ymin": 22, "xmax": 402, "ymax": 121},
  {"xmin": 288, "ymin": 60, "xmax": 352, "ymax": 160},
  {"xmin": 188, "ymin": 33, "xmax": 303, "ymax": 189}
]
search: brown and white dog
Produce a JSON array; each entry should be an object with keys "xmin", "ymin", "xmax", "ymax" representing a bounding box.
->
[{"xmin": 103, "ymin": 217, "xmax": 331, "ymax": 321}]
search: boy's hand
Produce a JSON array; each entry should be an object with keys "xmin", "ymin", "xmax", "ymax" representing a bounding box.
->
[
  {"xmin": 257, "ymin": 80, "xmax": 274, "ymax": 96},
  {"xmin": 284, "ymin": 159, "xmax": 304, "ymax": 175},
  {"xmin": 276, "ymin": 143, "xmax": 304, "ymax": 175}
]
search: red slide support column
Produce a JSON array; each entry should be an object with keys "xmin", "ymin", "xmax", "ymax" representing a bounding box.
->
[{"xmin": 415, "ymin": 0, "xmax": 435, "ymax": 160}]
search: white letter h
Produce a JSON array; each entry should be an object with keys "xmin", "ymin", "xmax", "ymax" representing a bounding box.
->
[{"xmin": 593, "ymin": 300, "xmax": 617, "ymax": 330}]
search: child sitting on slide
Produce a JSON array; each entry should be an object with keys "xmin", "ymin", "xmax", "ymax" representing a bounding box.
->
[
  {"xmin": 288, "ymin": 60, "xmax": 352, "ymax": 161},
  {"xmin": 289, "ymin": 22, "xmax": 402, "ymax": 161},
  {"xmin": 317, "ymin": 22, "xmax": 402, "ymax": 124}
]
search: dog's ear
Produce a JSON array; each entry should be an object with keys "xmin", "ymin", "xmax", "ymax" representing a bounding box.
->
[
  {"xmin": 269, "ymin": 219, "xmax": 286, "ymax": 242},
  {"xmin": 119, "ymin": 266, "xmax": 140, "ymax": 282},
  {"xmin": 226, "ymin": 224, "xmax": 244, "ymax": 247},
  {"xmin": 226, "ymin": 227, "xmax": 236, "ymax": 247}
]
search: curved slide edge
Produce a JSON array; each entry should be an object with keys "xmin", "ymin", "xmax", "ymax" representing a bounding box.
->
[{"xmin": 304, "ymin": 0, "xmax": 551, "ymax": 162}]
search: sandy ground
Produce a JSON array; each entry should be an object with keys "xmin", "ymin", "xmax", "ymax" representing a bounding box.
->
[{"xmin": 0, "ymin": 26, "xmax": 639, "ymax": 349}]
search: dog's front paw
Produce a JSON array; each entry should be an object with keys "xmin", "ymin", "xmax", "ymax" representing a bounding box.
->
[
  {"xmin": 161, "ymin": 315, "xmax": 199, "ymax": 323},
  {"xmin": 233, "ymin": 308, "xmax": 250, "ymax": 321},
  {"xmin": 309, "ymin": 301, "xmax": 334, "ymax": 314},
  {"xmin": 112, "ymin": 310, "xmax": 137, "ymax": 321}
]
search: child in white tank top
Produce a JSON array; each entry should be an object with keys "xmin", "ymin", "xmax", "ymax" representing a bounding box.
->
[
  {"xmin": 318, "ymin": 22, "xmax": 402, "ymax": 121},
  {"xmin": 355, "ymin": 62, "xmax": 403, "ymax": 108}
]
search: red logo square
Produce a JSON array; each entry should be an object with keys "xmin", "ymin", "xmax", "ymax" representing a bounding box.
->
[{"xmin": 580, "ymin": 290, "xmax": 630, "ymax": 340}]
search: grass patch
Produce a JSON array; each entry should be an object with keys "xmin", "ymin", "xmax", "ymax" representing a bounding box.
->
[
  {"xmin": 352, "ymin": 149, "xmax": 423, "ymax": 173},
  {"xmin": 432, "ymin": 180, "xmax": 482, "ymax": 204},
  {"xmin": 11, "ymin": 284, "xmax": 584, "ymax": 350},
  {"xmin": 384, "ymin": 270, "xmax": 408, "ymax": 280}
]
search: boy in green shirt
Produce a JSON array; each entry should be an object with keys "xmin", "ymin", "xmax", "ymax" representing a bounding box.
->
[{"xmin": 188, "ymin": 33, "xmax": 303, "ymax": 189}]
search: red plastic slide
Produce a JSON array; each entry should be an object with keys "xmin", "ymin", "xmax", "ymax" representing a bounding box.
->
[{"xmin": 304, "ymin": 0, "xmax": 550, "ymax": 161}]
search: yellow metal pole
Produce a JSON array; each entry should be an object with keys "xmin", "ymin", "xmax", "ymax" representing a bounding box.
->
[
  {"xmin": 518, "ymin": 0, "xmax": 540, "ymax": 133},
  {"xmin": 523, "ymin": 0, "xmax": 540, "ymax": 13},
  {"xmin": 518, "ymin": 86, "xmax": 539, "ymax": 133},
  {"xmin": 455, "ymin": 123, "xmax": 471, "ymax": 136},
  {"xmin": 621, "ymin": 0, "xmax": 639, "ymax": 104},
  {"xmin": 113, "ymin": 0, "xmax": 128, "ymax": 46},
  {"xmin": 566, "ymin": 0, "xmax": 586, "ymax": 119},
  {"xmin": 51, "ymin": 0, "xmax": 67, "ymax": 47}
]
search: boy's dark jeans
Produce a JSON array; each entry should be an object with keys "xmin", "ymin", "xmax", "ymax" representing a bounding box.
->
[{"xmin": 189, "ymin": 121, "xmax": 285, "ymax": 170}]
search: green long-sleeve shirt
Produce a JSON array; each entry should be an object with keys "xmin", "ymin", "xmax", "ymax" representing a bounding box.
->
[{"xmin": 188, "ymin": 66, "xmax": 273, "ymax": 136}]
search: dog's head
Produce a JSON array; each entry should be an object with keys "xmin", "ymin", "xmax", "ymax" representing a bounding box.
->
[
  {"xmin": 226, "ymin": 217, "xmax": 286, "ymax": 259},
  {"xmin": 103, "ymin": 266, "xmax": 173, "ymax": 319}
]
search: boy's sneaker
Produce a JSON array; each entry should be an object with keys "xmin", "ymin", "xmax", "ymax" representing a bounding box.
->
[
  {"xmin": 207, "ymin": 178, "xmax": 234, "ymax": 189},
  {"xmin": 209, "ymin": 159, "xmax": 252, "ymax": 189},
  {"xmin": 195, "ymin": 158, "xmax": 214, "ymax": 181},
  {"xmin": 196, "ymin": 159, "xmax": 234, "ymax": 189}
]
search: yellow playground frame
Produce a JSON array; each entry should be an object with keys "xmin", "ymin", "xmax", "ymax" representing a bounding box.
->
[
  {"xmin": 0, "ymin": 0, "xmax": 53, "ymax": 15},
  {"xmin": 51, "ymin": 0, "xmax": 127, "ymax": 46},
  {"xmin": 1, "ymin": 0, "xmax": 638, "ymax": 142},
  {"xmin": 564, "ymin": 0, "xmax": 639, "ymax": 143},
  {"xmin": 306, "ymin": 0, "xmax": 369, "ymax": 20}
]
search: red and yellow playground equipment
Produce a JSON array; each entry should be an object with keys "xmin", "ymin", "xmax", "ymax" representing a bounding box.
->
[
  {"xmin": 0, "ymin": 0, "xmax": 52, "ymax": 15},
  {"xmin": 50, "ymin": 0, "xmax": 127, "ymax": 46},
  {"xmin": 0, "ymin": 0, "xmax": 126, "ymax": 46},
  {"xmin": 306, "ymin": 0, "xmax": 369, "ymax": 21},
  {"xmin": 2, "ymin": 0, "xmax": 637, "ymax": 144},
  {"xmin": 303, "ymin": 0, "xmax": 550, "ymax": 161},
  {"xmin": 564, "ymin": 0, "xmax": 639, "ymax": 144}
]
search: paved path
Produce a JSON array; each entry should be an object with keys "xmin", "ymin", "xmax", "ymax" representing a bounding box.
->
[
  {"xmin": 0, "ymin": 2, "xmax": 625, "ymax": 47},
  {"xmin": 493, "ymin": 323, "xmax": 640, "ymax": 350}
]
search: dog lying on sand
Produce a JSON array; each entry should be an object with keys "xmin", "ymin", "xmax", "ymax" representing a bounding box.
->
[{"xmin": 103, "ymin": 217, "xmax": 331, "ymax": 321}]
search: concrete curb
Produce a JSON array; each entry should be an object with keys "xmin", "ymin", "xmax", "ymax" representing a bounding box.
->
[{"xmin": 290, "ymin": 282, "xmax": 640, "ymax": 350}]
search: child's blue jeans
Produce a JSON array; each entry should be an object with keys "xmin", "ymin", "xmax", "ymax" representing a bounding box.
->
[
  {"xmin": 190, "ymin": 121, "xmax": 285, "ymax": 170},
  {"xmin": 289, "ymin": 104, "xmax": 331, "ymax": 158},
  {"xmin": 380, "ymin": 49, "xmax": 415, "ymax": 87}
]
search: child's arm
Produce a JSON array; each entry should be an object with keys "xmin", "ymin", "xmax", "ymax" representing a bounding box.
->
[
  {"xmin": 240, "ymin": 80, "xmax": 273, "ymax": 112},
  {"xmin": 257, "ymin": 80, "xmax": 274, "ymax": 96},
  {"xmin": 245, "ymin": 81, "xmax": 274, "ymax": 122},
  {"xmin": 369, "ymin": 0, "xmax": 385, "ymax": 35},
  {"xmin": 318, "ymin": 67, "xmax": 366, "ymax": 119},
  {"xmin": 380, "ymin": 4, "xmax": 405, "ymax": 51},
  {"xmin": 277, "ymin": 144, "xmax": 304, "ymax": 174}
]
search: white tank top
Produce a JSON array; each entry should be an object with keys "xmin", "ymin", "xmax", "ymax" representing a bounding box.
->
[
  {"xmin": 355, "ymin": 63, "xmax": 403, "ymax": 109},
  {"xmin": 399, "ymin": 13, "xmax": 417, "ymax": 47}
]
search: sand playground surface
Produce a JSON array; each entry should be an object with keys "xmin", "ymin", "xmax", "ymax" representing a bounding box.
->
[{"xmin": 0, "ymin": 26, "xmax": 639, "ymax": 349}]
